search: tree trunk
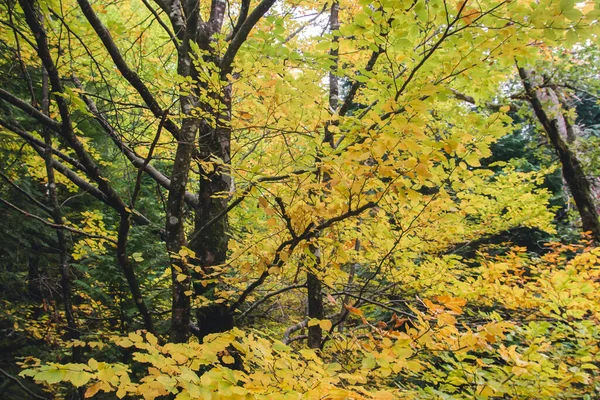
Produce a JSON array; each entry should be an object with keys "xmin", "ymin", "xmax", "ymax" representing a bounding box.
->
[
  {"xmin": 190, "ymin": 84, "xmax": 234, "ymax": 338},
  {"xmin": 518, "ymin": 67, "xmax": 600, "ymax": 242},
  {"xmin": 166, "ymin": 117, "xmax": 200, "ymax": 343},
  {"xmin": 307, "ymin": 254, "xmax": 324, "ymax": 348},
  {"xmin": 164, "ymin": 0, "xmax": 203, "ymax": 342},
  {"xmin": 306, "ymin": 0, "xmax": 340, "ymax": 349},
  {"xmin": 160, "ymin": 0, "xmax": 274, "ymax": 341},
  {"xmin": 40, "ymin": 64, "xmax": 81, "ymax": 364}
]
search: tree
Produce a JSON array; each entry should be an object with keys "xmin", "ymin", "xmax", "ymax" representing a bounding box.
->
[
  {"xmin": 1, "ymin": 0, "xmax": 600, "ymax": 398},
  {"xmin": 518, "ymin": 66, "xmax": 600, "ymax": 241}
]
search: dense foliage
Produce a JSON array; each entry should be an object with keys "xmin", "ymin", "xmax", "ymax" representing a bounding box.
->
[{"xmin": 1, "ymin": 0, "xmax": 599, "ymax": 398}]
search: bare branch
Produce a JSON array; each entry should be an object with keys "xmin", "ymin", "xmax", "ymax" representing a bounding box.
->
[
  {"xmin": 0, "ymin": 170, "xmax": 52, "ymax": 214},
  {"xmin": 0, "ymin": 88, "xmax": 61, "ymax": 131},
  {"xmin": 239, "ymin": 282, "xmax": 306, "ymax": 319},
  {"xmin": 75, "ymin": 0, "xmax": 181, "ymax": 138},
  {"xmin": 282, "ymin": 319, "xmax": 307, "ymax": 344},
  {"xmin": 220, "ymin": 0, "xmax": 276, "ymax": 78},
  {"xmin": 0, "ymin": 196, "xmax": 117, "ymax": 244},
  {"xmin": 140, "ymin": 0, "xmax": 179, "ymax": 49},
  {"xmin": 0, "ymin": 368, "xmax": 48, "ymax": 400}
]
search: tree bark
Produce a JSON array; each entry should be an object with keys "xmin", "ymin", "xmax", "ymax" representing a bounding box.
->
[
  {"xmin": 166, "ymin": 118, "xmax": 199, "ymax": 343},
  {"xmin": 20, "ymin": 0, "xmax": 154, "ymax": 335},
  {"xmin": 307, "ymin": 0, "xmax": 340, "ymax": 349},
  {"xmin": 41, "ymin": 61, "xmax": 81, "ymax": 365},
  {"xmin": 518, "ymin": 67, "xmax": 600, "ymax": 242},
  {"xmin": 190, "ymin": 86, "xmax": 234, "ymax": 338},
  {"xmin": 164, "ymin": 0, "xmax": 202, "ymax": 342},
  {"xmin": 306, "ymin": 255, "xmax": 324, "ymax": 348}
]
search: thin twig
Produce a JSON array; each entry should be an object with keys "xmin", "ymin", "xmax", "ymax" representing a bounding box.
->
[
  {"xmin": 0, "ymin": 196, "xmax": 117, "ymax": 244},
  {"xmin": 0, "ymin": 368, "xmax": 48, "ymax": 400}
]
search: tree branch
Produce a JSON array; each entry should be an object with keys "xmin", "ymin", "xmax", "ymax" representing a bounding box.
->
[
  {"xmin": 238, "ymin": 282, "xmax": 306, "ymax": 319},
  {"xmin": 451, "ymin": 88, "xmax": 517, "ymax": 112},
  {"xmin": 229, "ymin": 200, "xmax": 377, "ymax": 313},
  {"xmin": 0, "ymin": 88, "xmax": 61, "ymax": 131},
  {"xmin": 228, "ymin": 0, "xmax": 250, "ymax": 40},
  {"xmin": 220, "ymin": 0, "xmax": 276, "ymax": 78},
  {"xmin": 0, "ymin": 196, "xmax": 117, "ymax": 244},
  {"xmin": 0, "ymin": 118, "xmax": 87, "ymax": 172},
  {"xmin": 282, "ymin": 319, "xmax": 307, "ymax": 344},
  {"xmin": 0, "ymin": 170, "xmax": 52, "ymax": 214},
  {"xmin": 72, "ymin": 78, "xmax": 198, "ymax": 208},
  {"xmin": 0, "ymin": 368, "xmax": 48, "ymax": 400},
  {"xmin": 75, "ymin": 0, "xmax": 181, "ymax": 138},
  {"xmin": 140, "ymin": 0, "xmax": 179, "ymax": 49}
]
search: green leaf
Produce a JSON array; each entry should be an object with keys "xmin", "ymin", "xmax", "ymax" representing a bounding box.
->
[
  {"xmin": 68, "ymin": 371, "xmax": 92, "ymax": 387},
  {"xmin": 565, "ymin": 29, "xmax": 578, "ymax": 46},
  {"xmin": 35, "ymin": 369, "xmax": 67, "ymax": 384},
  {"xmin": 563, "ymin": 8, "xmax": 582, "ymax": 20},
  {"xmin": 559, "ymin": 0, "xmax": 575, "ymax": 12}
]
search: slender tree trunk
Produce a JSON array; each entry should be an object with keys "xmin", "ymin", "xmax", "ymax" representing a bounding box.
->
[
  {"xmin": 165, "ymin": 0, "xmax": 201, "ymax": 342},
  {"xmin": 117, "ymin": 214, "xmax": 155, "ymax": 333},
  {"xmin": 21, "ymin": 0, "xmax": 154, "ymax": 335},
  {"xmin": 190, "ymin": 89, "xmax": 234, "ymax": 337},
  {"xmin": 40, "ymin": 65, "xmax": 81, "ymax": 364},
  {"xmin": 166, "ymin": 118, "xmax": 199, "ymax": 343},
  {"xmin": 307, "ymin": 0, "xmax": 340, "ymax": 349},
  {"xmin": 306, "ymin": 253, "xmax": 324, "ymax": 348},
  {"xmin": 518, "ymin": 67, "xmax": 600, "ymax": 242}
]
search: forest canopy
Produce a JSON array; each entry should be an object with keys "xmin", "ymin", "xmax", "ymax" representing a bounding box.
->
[{"xmin": 1, "ymin": 0, "xmax": 600, "ymax": 398}]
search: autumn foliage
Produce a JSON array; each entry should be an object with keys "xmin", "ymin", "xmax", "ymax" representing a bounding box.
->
[{"xmin": 1, "ymin": 0, "xmax": 600, "ymax": 398}]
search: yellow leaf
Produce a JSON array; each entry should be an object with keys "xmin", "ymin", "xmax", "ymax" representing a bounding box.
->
[
  {"xmin": 435, "ymin": 295, "xmax": 467, "ymax": 313},
  {"xmin": 268, "ymin": 265, "xmax": 281, "ymax": 274},
  {"xmin": 85, "ymin": 381, "xmax": 112, "ymax": 398},
  {"xmin": 319, "ymin": 319, "xmax": 332, "ymax": 331},
  {"xmin": 238, "ymin": 111, "xmax": 252, "ymax": 120},
  {"xmin": 395, "ymin": 347, "xmax": 413, "ymax": 359},
  {"xmin": 128, "ymin": 332, "xmax": 143, "ymax": 343},
  {"xmin": 222, "ymin": 355, "xmax": 235, "ymax": 364},
  {"xmin": 176, "ymin": 274, "xmax": 188, "ymax": 282},
  {"xmin": 68, "ymin": 371, "xmax": 92, "ymax": 387},
  {"xmin": 406, "ymin": 360, "xmax": 423, "ymax": 372},
  {"xmin": 116, "ymin": 338, "xmax": 133, "ymax": 348},
  {"xmin": 464, "ymin": 153, "xmax": 481, "ymax": 167},
  {"xmin": 402, "ymin": 139, "xmax": 421, "ymax": 153},
  {"xmin": 279, "ymin": 250, "xmax": 289, "ymax": 262},
  {"xmin": 344, "ymin": 304, "xmax": 363, "ymax": 316},
  {"xmin": 178, "ymin": 248, "xmax": 189, "ymax": 257},
  {"xmin": 116, "ymin": 387, "xmax": 127, "ymax": 399},
  {"xmin": 88, "ymin": 358, "xmax": 99, "ymax": 370},
  {"xmin": 146, "ymin": 332, "xmax": 158, "ymax": 346},
  {"xmin": 437, "ymin": 312, "xmax": 457, "ymax": 326},
  {"xmin": 415, "ymin": 163, "xmax": 430, "ymax": 177},
  {"xmin": 258, "ymin": 197, "xmax": 268, "ymax": 208},
  {"xmin": 35, "ymin": 369, "xmax": 66, "ymax": 384}
]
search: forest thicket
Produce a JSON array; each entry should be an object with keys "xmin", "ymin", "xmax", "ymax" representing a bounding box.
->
[{"xmin": 1, "ymin": 0, "xmax": 600, "ymax": 398}]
